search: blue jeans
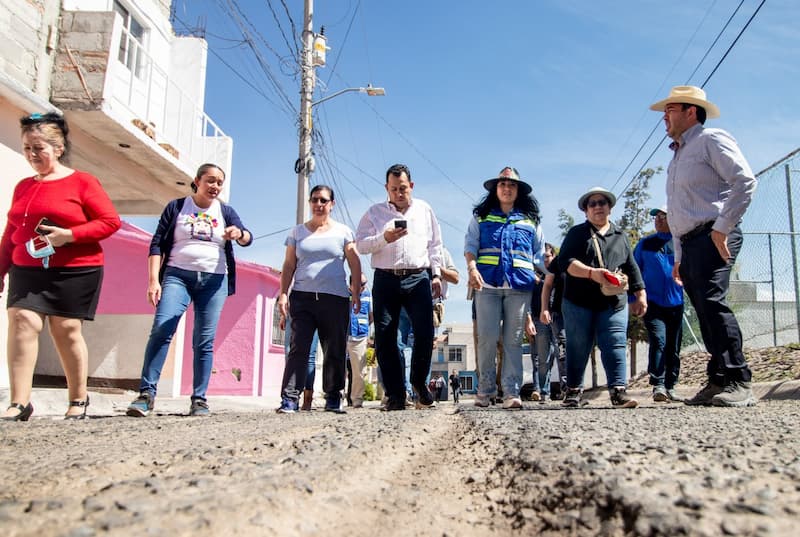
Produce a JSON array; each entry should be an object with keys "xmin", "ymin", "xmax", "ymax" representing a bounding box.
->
[
  {"xmin": 139, "ymin": 266, "xmax": 228, "ymax": 400},
  {"xmin": 398, "ymin": 307, "xmax": 414, "ymax": 398},
  {"xmin": 284, "ymin": 319, "xmax": 319, "ymax": 390},
  {"xmin": 533, "ymin": 318, "xmax": 554, "ymax": 395},
  {"xmin": 562, "ymin": 298, "xmax": 628, "ymax": 389},
  {"xmin": 475, "ymin": 287, "xmax": 528, "ymax": 398},
  {"xmin": 645, "ymin": 302, "xmax": 683, "ymax": 389},
  {"xmin": 549, "ymin": 311, "xmax": 567, "ymax": 387}
]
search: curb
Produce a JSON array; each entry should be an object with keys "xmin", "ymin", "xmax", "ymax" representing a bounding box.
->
[{"xmin": 2, "ymin": 380, "xmax": 798, "ymax": 419}]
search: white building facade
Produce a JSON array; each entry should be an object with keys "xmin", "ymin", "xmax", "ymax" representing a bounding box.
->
[{"xmin": 0, "ymin": 0, "xmax": 232, "ymax": 389}]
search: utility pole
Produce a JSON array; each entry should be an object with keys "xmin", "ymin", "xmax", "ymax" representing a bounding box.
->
[{"xmin": 295, "ymin": 0, "xmax": 314, "ymax": 224}]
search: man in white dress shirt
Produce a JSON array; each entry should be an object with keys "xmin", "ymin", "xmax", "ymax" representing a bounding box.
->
[{"xmin": 356, "ymin": 164, "xmax": 443, "ymax": 411}]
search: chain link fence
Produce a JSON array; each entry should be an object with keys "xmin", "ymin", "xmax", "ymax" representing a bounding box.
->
[{"xmin": 717, "ymin": 148, "xmax": 800, "ymax": 348}]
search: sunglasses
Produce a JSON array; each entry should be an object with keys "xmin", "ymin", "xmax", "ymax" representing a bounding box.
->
[
  {"xmin": 309, "ymin": 197, "xmax": 331, "ymax": 205},
  {"xmin": 586, "ymin": 198, "xmax": 609, "ymax": 208},
  {"xmin": 20, "ymin": 112, "xmax": 68, "ymax": 135},
  {"xmin": 653, "ymin": 213, "xmax": 667, "ymax": 220}
]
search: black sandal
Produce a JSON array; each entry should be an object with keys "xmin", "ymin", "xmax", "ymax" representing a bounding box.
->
[
  {"xmin": 2, "ymin": 402, "xmax": 33, "ymax": 422},
  {"xmin": 64, "ymin": 395, "xmax": 90, "ymax": 420}
]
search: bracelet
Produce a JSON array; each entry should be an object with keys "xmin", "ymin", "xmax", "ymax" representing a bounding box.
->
[{"xmin": 587, "ymin": 268, "xmax": 593, "ymax": 279}]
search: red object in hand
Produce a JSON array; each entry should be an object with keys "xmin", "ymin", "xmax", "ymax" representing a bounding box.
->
[{"xmin": 603, "ymin": 272, "xmax": 621, "ymax": 286}]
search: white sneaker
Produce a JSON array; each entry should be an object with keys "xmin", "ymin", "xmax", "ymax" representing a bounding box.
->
[{"xmin": 502, "ymin": 396, "xmax": 522, "ymax": 409}]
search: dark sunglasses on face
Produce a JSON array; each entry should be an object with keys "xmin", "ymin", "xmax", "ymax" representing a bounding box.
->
[
  {"xmin": 587, "ymin": 199, "xmax": 609, "ymax": 208},
  {"xmin": 310, "ymin": 197, "xmax": 331, "ymax": 205}
]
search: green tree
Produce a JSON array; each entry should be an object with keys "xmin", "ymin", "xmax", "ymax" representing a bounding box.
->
[
  {"xmin": 557, "ymin": 209, "xmax": 574, "ymax": 239},
  {"xmin": 615, "ymin": 167, "xmax": 662, "ymax": 248},
  {"xmin": 614, "ymin": 167, "xmax": 662, "ymax": 374}
]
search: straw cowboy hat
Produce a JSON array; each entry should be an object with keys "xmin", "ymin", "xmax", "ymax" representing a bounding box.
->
[
  {"xmin": 578, "ymin": 186, "xmax": 616, "ymax": 211},
  {"xmin": 649, "ymin": 85, "xmax": 720, "ymax": 119},
  {"xmin": 483, "ymin": 166, "xmax": 532, "ymax": 196}
]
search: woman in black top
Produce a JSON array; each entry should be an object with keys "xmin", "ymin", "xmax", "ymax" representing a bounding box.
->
[{"xmin": 558, "ymin": 187, "xmax": 647, "ymax": 408}]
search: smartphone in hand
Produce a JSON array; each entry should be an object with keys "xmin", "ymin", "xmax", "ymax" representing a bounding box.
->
[
  {"xmin": 603, "ymin": 272, "xmax": 621, "ymax": 286},
  {"xmin": 394, "ymin": 219, "xmax": 407, "ymax": 229},
  {"xmin": 35, "ymin": 217, "xmax": 57, "ymax": 235}
]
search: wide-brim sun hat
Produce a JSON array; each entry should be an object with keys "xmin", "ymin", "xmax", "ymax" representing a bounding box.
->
[
  {"xmin": 483, "ymin": 166, "xmax": 532, "ymax": 196},
  {"xmin": 649, "ymin": 204, "xmax": 668, "ymax": 216},
  {"xmin": 649, "ymin": 85, "xmax": 720, "ymax": 119},
  {"xmin": 578, "ymin": 186, "xmax": 616, "ymax": 211}
]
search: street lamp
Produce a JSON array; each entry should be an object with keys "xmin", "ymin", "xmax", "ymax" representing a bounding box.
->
[
  {"xmin": 311, "ymin": 84, "xmax": 386, "ymax": 107},
  {"xmin": 295, "ymin": 84, "xmax": 385, "ymax": 224}
]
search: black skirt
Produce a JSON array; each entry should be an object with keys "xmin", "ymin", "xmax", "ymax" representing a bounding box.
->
[{"xmin": 7, "ymin": 265, "xmax": 104, "ymax": 320}]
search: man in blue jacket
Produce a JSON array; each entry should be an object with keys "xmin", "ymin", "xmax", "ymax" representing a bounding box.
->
[{"xmin": 634, "ymin": 206, "xmax": 684, "ymax": 402}]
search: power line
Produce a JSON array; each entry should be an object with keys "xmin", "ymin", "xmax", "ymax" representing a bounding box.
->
[
  {"xmin": 264, "ymin": 0, "xmax": 299, "ymax": 60},
  {"xmin": 171, "ymin": 11, "xmax": 286, "ymax": 112},
  {"xmin": 324, "ymin": 0, "xmax": 361, "ymax": 86},
  {"xmin": 278, "ymin": 0, "xmax": 300, "ymax": 58},
  {"xmin": 602, "ymin": 0, "xmax": 719, "ymax": 186},
  {"xmin": 611, "ymin": 0, "xmax": 760, "ymax": 197},
  {"xmin": 362, "ymin": 100, "xmax": 476, "ymax": 203},
  {"xmin": 219, "ymin": 0, "xmax": 297, "ymax": 119}
]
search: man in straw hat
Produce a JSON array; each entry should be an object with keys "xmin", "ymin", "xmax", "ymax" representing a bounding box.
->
[{"xmin": 650, "ymin": 85, "xmax": 757, "ymax": 407}]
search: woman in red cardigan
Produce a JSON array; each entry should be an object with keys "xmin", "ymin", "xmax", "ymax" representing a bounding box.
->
[{"xmin": 0, "ymin": 112, "xmax": 121, "ymax": 421}]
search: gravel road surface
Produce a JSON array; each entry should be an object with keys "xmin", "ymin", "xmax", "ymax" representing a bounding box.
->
[{"xmin": 2, "ymin": 388, "xmax": 799, "ymax": 537}]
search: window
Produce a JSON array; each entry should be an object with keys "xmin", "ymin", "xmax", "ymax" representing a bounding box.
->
[
  {"xmin": 460, "ymin": 376, "xmax": 474, "ymax": 391},
  {"xmin": 271, "ymin": 301, "xmax": 285, "ymax": 347},
  {"xmin": 114, "ymin": 1, "xmax": 146, "ymax": 77},
  {"xmin": 448, "ymin": 347, "xmax": 464, "ymax": 362}
]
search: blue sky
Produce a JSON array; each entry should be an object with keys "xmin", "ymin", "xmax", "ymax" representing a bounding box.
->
[{"xmin": 162, "ymin": 0, "xmax": 799, "ymax": 324}]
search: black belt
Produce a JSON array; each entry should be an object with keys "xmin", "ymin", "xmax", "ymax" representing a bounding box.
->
[
  {"xmin": 377, "ymin": 267, "xmax": 427, "ymax": 277},
  {"xmin": 680, "ymin": 221, "xmax": 714, "ymax": 243}
]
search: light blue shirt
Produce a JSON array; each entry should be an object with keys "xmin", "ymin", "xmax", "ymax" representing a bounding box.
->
[
  {"xmin": 286, "ymin": 220, "xmax": 354, "ymax": 298},
  {"xmin": 666, "ymin": 123, "xmax": 757, "ymax": 262}
]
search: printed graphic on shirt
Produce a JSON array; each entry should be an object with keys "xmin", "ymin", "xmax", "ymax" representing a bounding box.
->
[{"xmin": 186, "ymin": 212, "xmax": 219, "ymax": 241}]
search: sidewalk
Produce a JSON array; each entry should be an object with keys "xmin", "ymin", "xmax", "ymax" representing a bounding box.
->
[{"xmin": 3, "ymin": 379, "xmax": 799, "ymax": 419}]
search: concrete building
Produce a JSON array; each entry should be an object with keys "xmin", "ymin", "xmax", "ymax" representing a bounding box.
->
[{"xmin": 0, "ymin": 1, "xmax": 283, "ymax": 396}]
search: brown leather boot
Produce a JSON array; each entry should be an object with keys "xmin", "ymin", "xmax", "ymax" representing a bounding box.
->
[{"xmin": 301, "ymin": 389, "xmax": 313, "ymax": 411}]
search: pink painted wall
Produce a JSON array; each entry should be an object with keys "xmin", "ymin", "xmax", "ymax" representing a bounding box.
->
[
  {"xmin": 97, "ymin": 222, "xmax": 155, "ymax": 315},
  {"xmin": 181, "ymin": 259, "xmax": 282, "ymax": 396},
  {"xmin": 97, "ymin": 222, "xmax": 285, "ymax": 396}
]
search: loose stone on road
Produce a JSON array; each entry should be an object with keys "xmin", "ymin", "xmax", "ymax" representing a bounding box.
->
[{"xmin": 1, "ymin": 399, "xmax": 798, "ymax": 536}]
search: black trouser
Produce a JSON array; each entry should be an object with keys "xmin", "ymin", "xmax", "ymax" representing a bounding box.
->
[
  {"xmin": 372, "ymin": 269, "xmax": 434, "ymax": 403},
  {"xmin": 679, "ymin": 225, "xmax": 751, "ymax": 384},
  {"xmin": 281, "ymin": 290, "xmax": 349, "ymax": 402},
  {"xmin": 644, "ymin": 302, "xmax": 684, "ymax": 389}
]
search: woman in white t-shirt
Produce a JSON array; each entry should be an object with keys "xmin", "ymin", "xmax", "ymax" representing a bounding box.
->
[
  {"xmin": 277, "ymin": 185, "xmax": 362, "ymax": 413},
  {"xmin": 126, "ymin": 164, "xmax": 252, "ymax": 418}
]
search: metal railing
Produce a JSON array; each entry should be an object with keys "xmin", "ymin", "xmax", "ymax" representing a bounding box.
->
[{"xmin": 110, "ymin": 26, "xmax": 230, "ymax": 170}]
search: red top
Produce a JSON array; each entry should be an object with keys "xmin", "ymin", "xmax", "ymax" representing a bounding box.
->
[{"xmin": 0, "ymin": 170, "xmax": 121, "ymax": 275}]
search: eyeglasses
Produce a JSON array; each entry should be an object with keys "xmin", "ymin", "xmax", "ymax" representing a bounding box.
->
[
  {"xmin": 586, "ymin": 199, "xmax": 609, "ymax": 208},
  {"xmin": 309, "ymin": 197, "xmax": 331, "ymax": 205},
  {"xmin": 653, "ymin": 213, "xmax": 667, "ymax": 220}
]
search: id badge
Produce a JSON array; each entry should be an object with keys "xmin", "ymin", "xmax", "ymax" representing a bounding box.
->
[{"xmin": 26, "ymin": 235, "xmax": 55, "ymax": 268}]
